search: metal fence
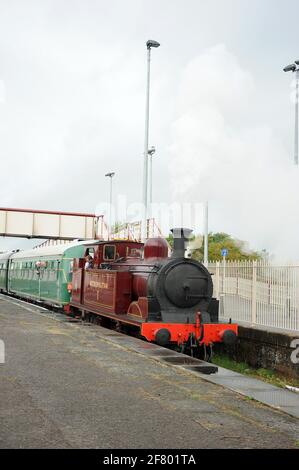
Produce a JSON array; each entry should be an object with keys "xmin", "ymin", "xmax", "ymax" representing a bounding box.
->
[{"xmin": 208, "ymin": 260, "xmax": 299, "ymax": 332}]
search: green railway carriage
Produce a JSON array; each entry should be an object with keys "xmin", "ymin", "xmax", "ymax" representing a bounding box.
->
[
  {"xmin": 0, "ymin": 252, "xmax": 13, "ymax": 292},
  {"xmin": 7, "ymin": 241, "xmax": 91, "ymax": 308}
]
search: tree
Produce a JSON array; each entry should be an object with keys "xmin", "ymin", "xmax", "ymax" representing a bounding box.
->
[{"xmin": 167, "ymin": 231, "xmax": 262, "ymax": 261}]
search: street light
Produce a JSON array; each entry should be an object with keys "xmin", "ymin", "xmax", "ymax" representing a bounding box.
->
[
  {"xmin": 105, "ymin": 172, "xmax": 115, "ymax": 240},
  {"xmin": 142, "ymin": 39, "xmax": 160, "ymax": 241},
  {"xmin": 148, "ymin": 145, "xmax": 156, "ymax": 213},
  {"xmin": 283, "ymin": 61, "xmax": 299, "ymax": 165},
  {"xmin": 283, "ymin": 64, "xmax": 296, "ymax": 73},
  {"xmin": 203, "ymin": 201, "xmax": 209, "ymax": 266},
  {"xmin": 146, "ymin": 40, "xmax": 160, "ymax": 49}
]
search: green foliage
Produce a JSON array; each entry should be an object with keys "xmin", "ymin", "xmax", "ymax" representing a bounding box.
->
[
  {"xmin": 167, "ymin": 231, "xmax": 262, "ymax": 261},
  {"xmin": 165, "ymin": 234, "xmax": 174, "ymax": 248},
  {"xmin": 212, "ymin": 353, "xmax": 299, "ymax": 389},
  {"xmin": 111, "ymin": 221, "xmax": 127, "ymax": 234},
  {"xmin": 202, "ymin": 232, "xmax": 262, "ymax": 261}
]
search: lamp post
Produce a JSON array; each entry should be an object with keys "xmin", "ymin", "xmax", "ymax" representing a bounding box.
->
[
  {"xmin": 142, "ymin": 39, "xmax": 160, "ymax": 241},
  {"xmin": 148, "ymin": 145, "xmax": 156, "ymax": 214},
  {"xmin": 283, "ymin": 61, "xmax": 299, "ymax": 165},
  {"xmin": 105, "ymin": 172, "xmax": 115, "ymax": 240},
  {"xmin": 203, "ymin": 201, "xmax": 209, "ymax": 266}
]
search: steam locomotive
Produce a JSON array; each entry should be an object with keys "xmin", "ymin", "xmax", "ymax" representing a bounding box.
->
[
  {"xmin": 70, "ymin": 228, "xmax": 238, "ymax": 358},
  {"xmin": 0, "ymin": 227, "xmax": 237, "ymax": 358}
]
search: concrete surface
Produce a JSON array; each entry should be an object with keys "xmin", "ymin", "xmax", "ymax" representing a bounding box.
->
[{"xmin": 0, "ymin": 294, "xmax": 299, "ymax": 449}]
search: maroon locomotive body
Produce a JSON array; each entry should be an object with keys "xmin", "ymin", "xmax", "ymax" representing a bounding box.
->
[{"xmin": 70, "ymin": 228, "xmax": 237, "ymax": 357}]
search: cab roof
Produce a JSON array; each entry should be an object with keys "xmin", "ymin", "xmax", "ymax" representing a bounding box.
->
[
  {"xmin": 9, "ymin": 239, "xmax": 143, "ymax": 260},
  {"xmin": 10, "ymin": 240, "xmax": 97, "ymax": 260}
]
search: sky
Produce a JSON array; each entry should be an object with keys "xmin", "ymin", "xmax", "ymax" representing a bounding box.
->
[{"xmin": 1, "ymin": 0, "xmax": 299, "ymax": 258}]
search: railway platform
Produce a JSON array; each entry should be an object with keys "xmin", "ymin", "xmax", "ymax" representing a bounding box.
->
[{"xmin": 0, "ymin": 295, "xmax": 298, "ymax": 449}]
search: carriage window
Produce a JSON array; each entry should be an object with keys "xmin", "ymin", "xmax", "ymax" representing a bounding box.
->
[{"xmin": 103, "ymin": 245, "xmax": 116, "ymax": 261}]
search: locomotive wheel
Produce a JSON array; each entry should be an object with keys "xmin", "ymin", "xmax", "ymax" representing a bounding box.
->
[
  {"xmin": 199, "ymin": 344, "xmax": 213, "ymax": 362},
  {"xmin": 180, "ymin": 333, "xmax": 200, "ymax": 358},
  {"xmin": 180, "ymin": 335, "xmax": 213, "ymax": 362}
]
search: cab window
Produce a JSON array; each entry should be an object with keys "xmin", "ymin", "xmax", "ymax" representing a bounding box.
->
[
  {"xmin": 85, "ymin": 248, "xmax": 95, "ymax": 259},
  {"xmin": 126, "ymin": 247, "xmax": 142, "ymax": 258},
  {"xmin": 103, "ymin": 245, "xmax": 116, "ymax": 261}
]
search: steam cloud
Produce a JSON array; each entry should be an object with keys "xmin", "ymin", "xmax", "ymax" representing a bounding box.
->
[{"xmin": 169, "ymin": 45, "xmax": 297, "ymax": 261}]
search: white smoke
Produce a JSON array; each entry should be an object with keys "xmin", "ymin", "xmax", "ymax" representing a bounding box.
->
[{"xmin": 169, "ymin": 44, "xmax": 298, "ymax": 261}]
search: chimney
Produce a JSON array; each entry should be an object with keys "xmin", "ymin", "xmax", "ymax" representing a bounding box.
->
[{"xmin": 170, "ymin": 228, "xmax": 193, "ymax": 258}]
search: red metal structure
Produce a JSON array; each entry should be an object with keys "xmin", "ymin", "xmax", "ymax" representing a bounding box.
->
[{"xmin": 70, "ymin": 228, "xmax": 238, "ymax": 357}]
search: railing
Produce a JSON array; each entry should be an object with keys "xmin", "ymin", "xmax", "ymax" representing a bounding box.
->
[
  {"xmin": 111, "ymin": 218, "xmax": 164, "ymax": 242},
  {"xmin": 208, "ymin": 260, "xmax": 299, "ymax": 332},
  {"xmin": 34, "ymin": 218, "xmax": 168, "ymax": 248}
]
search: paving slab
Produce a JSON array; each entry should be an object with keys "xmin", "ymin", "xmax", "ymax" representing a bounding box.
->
[
  {"xmin": 189, "ymin": 368, "xmax": 299, "ymax": 417},
  {"xmin": 0, "ymin": 294, "xmax": 299, "ymax": 449}
]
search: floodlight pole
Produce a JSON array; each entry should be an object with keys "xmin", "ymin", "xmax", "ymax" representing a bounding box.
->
[
  {"xmin": 203, "ymin": 201, "xmax": 209, "ymax": 266},
  {"xmin": 295, "ymin": 69, "xmax": 299, "ymax": 166},
  {"xmin": 142, "ymin": 40, "xmax": 160, "ymax": 241},
  {"xmin": 283, "ymin": 61, "xmax": 299, "ymax": 165},
  {"xmin": 105, "ymin": 172, "xmax": 115, "ymax": 240},
  {"xmin": 148, "ymin": 146, "xmax": 156, "ymax": 215}
]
